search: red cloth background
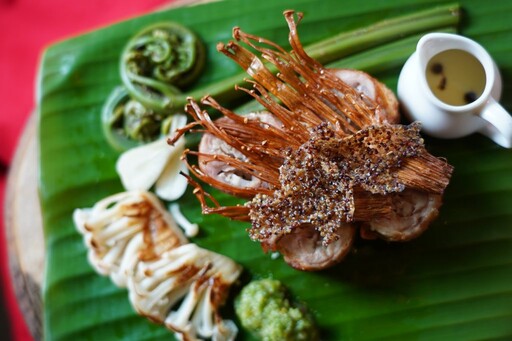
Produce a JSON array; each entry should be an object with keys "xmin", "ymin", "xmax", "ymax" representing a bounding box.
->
[{"xmin": 0, "ymin": 1, "xmax": 173, "ymax": 339}]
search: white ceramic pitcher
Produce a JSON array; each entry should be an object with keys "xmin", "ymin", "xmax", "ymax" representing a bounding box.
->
[{"xmin": 398, "ymin": 32, "xmax": 512, "ymax": 148}]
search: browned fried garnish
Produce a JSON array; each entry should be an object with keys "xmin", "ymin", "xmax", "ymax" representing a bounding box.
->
[
  {"xmin": 246, "ymin": 122, "xmax": 442, "ymax": 245},
  {"xmin": 169, "ymin": 10, "xmax": 454, "ymax": 271}
]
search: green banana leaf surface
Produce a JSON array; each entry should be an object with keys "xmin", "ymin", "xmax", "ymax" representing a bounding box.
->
[{"xmin": 38, "ymin": 0, "xmax": 512, "ymax": 340}]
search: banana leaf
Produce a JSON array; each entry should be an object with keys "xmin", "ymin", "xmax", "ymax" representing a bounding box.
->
[{"xmin": 38, "ymin": 0, "xmax": 512, "ymax": 340}]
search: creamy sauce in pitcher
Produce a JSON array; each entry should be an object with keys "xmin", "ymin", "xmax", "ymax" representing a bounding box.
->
[{"xmin": 426, "ymin": 49, "xmax": 486, "ymax": 106}]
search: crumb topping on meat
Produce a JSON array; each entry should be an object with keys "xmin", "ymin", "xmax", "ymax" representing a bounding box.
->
[{"xmin": 247, "ymin": 122, "xmax": 425, "ymax": 245}]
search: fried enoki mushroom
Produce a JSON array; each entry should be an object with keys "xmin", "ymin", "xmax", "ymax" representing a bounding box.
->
[{"xmin": 170, "ymin": 10, "xmax": 453, "ymax": 271}]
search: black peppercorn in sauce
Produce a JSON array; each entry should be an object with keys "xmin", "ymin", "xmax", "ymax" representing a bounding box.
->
[{"xmin": 430, "ymin": 62, "xmax": 443, "ymax": 75}]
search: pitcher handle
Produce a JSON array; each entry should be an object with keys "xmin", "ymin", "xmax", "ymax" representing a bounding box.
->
[{"xmin": 479, "ymin": 97, "xmax": 512, "ymax": 148}]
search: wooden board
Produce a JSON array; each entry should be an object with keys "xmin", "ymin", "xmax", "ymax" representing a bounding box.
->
[{"xmin": 5, "ymin": 113, "xmax": 44, "ymax": 340}]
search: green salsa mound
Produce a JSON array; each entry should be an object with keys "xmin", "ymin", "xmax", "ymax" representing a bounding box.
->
[{"xmin": 235, "ymin": 279, "xmax": 319, "ymax": 341}]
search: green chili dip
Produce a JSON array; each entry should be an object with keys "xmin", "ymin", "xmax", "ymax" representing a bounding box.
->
[{"xmin": 235, "ymin": 279, "xmax": 319, "ymax": 341}]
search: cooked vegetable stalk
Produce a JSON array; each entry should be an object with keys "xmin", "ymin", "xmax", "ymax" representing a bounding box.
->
[
  {"xmin": 103, "ymin": 4, "xmax": 460, "ymax": 150},
  {"xmin": 328, "ymin": 27, "xmax": 458, "ymax": 74},
  {"xmin": 304, "ymin": 4, "xmax": 460, "ymax": 62}
]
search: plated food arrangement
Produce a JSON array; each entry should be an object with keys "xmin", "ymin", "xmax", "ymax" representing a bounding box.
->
[{"xmin": 37, "ymin": 0, "xmax": 512, "ymax": 340}]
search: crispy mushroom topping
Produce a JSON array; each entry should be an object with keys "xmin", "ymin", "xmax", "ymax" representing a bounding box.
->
[
  {"xmin": 247, "ymin": 123, "xmax": 426, "ymax": 246},
  {"xmin": 170, "ymin": 10, "xmax": 453, "ymax": 271}
]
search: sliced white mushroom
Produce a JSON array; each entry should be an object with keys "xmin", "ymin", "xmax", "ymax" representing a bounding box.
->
[
  {"xmin": 116, "ymin": 114, "xmax": 189, "ymax": 201},
  {"xmin": 73, "ymin": 190, "xmax": 187, "ymax": 286},
  {"xmin": 128, "ymin": 243, "xmax": 242, "ymax": 341},
  {"xmin": 155, "ymin": 150, "xmax": 189, "ymax": 201}
]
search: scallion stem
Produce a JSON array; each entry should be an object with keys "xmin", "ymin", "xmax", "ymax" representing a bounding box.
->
[
  {"xmin": 306, "ymin": 4, "xmax": 460, "ymax": 62},
  {"xmin": 328, "ymin": 27, "xmax": 458, "ymax": 74}
]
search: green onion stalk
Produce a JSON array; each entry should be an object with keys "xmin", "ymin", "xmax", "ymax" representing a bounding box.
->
[{"xmin": 103, "ymin": 3, "xmax": 460, "ymax": 151}]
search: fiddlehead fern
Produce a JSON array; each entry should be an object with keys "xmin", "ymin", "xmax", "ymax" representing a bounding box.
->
[
  {"xmin": 120, "ymin": 22, "xmax": 205, "ymax": 113},
  {"xmin": 102, "ymin": 86, "xmax": 170, "ymax": 151},
  {"xmin": 103, "ymin": 22, "xmax": 205, "ymax": 151}
]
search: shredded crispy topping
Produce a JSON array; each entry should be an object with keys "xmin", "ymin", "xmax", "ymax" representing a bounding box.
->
[
  {"xmin": 247, "ymin": 122, "xmax": 425, "ymax": 245},
  {"xmin": 169, "ymin": 10, "xmax": 453, "ymax": 271}
]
